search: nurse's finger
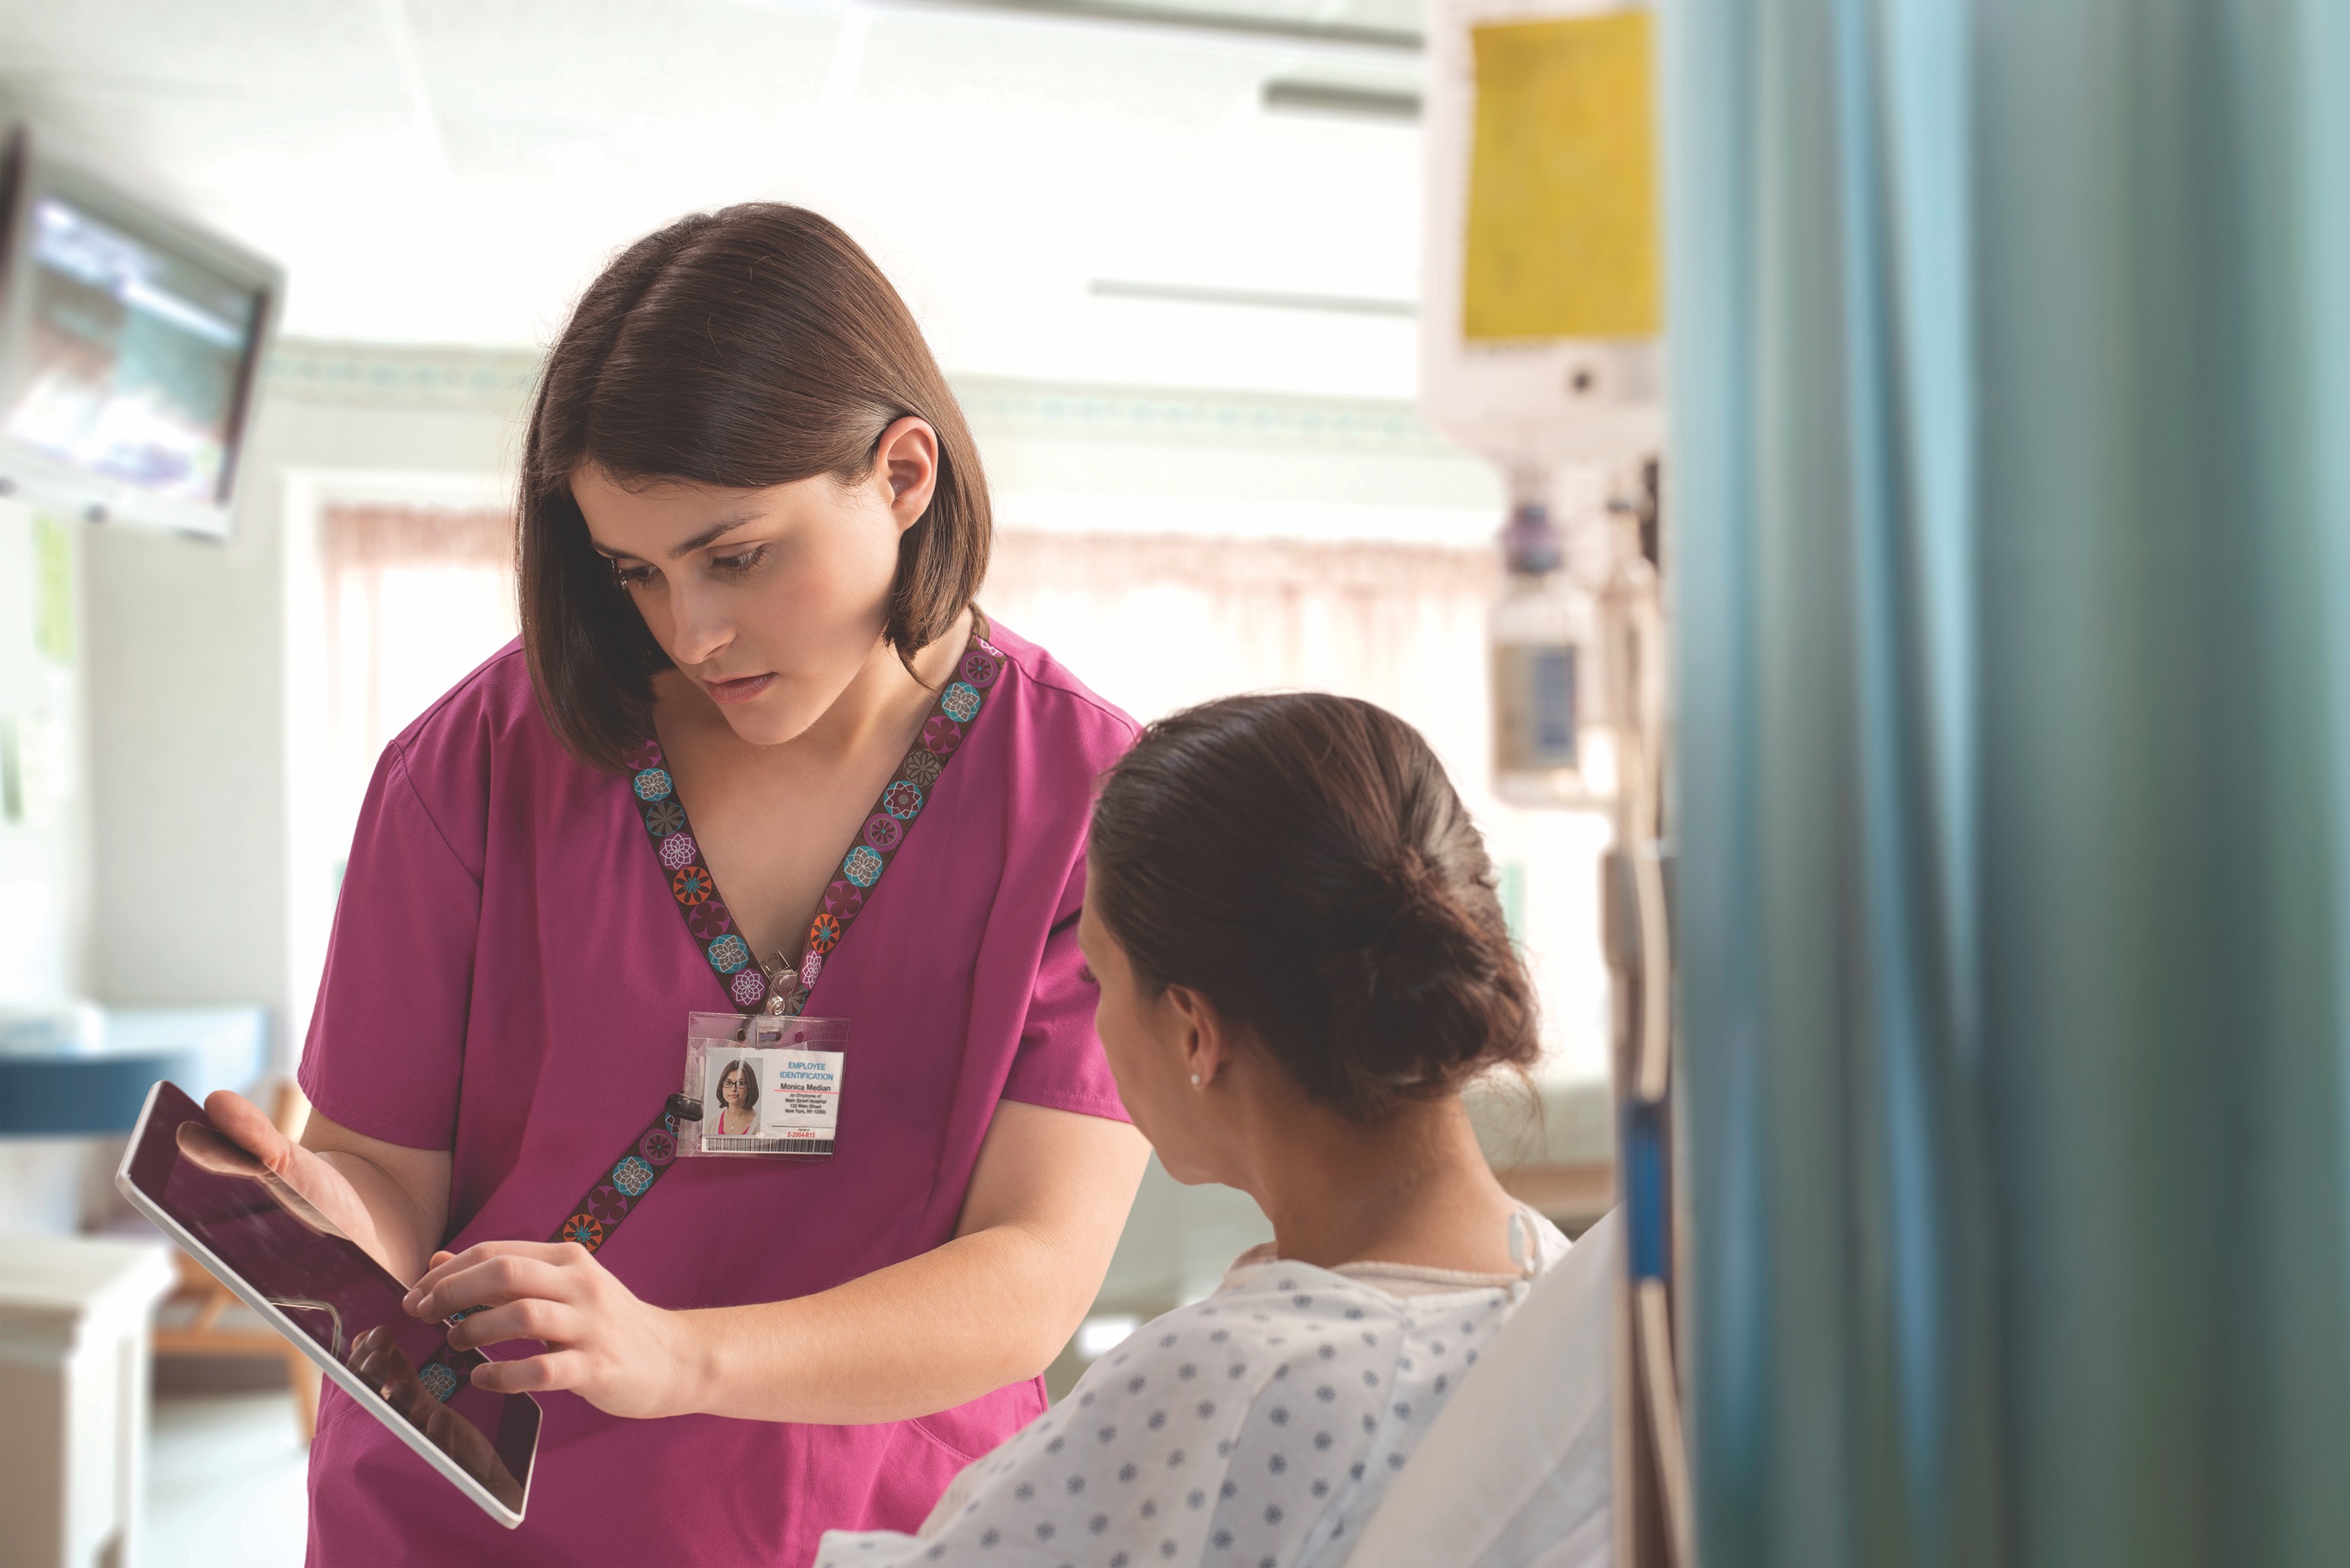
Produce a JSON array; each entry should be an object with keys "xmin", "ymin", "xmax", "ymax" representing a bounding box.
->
[
  {"xmin": 404, "ymin": 1239, "xmax": 576, "ymax": 1304},
  {"xmin": 404, "ymin": 1231, "xmax": 578, "ymax": 1297},
  {"xmin": 204, "ymin": 1089, "xmax": 292, "ymax": 1165},
  {"xmin": 408, "ymin": 1254, "xmax": 576, "ymax": 1322},
  {"xmin": 471, "ymin": 1348, "xmax": 591, "ymax": 1395},
  {"xmin": 403, "ymin": 1239, "xmax": 583, "ymax": 1306},
  {"xmin": 406, "ymin": 1253, "xmax": 579, "ymax": 1322},
  {"xmin": 442, "ymin": 1297, "xmax": 583, "ymax": 1354}
]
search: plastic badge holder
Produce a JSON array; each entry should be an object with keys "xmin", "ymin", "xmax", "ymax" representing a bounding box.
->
[{"xmin": 679, "ymin": 1012, "xmax": 848, "ymax": 1157}]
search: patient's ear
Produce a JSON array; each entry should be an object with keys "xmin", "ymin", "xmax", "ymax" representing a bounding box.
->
[{"xmin": 1164, "ymin": 984, "xmax": 1238, "ymax": 1087}]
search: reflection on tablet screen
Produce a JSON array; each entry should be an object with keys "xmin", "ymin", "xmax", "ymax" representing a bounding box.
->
[{"xmin": 123, "ymin": 1083, "xmax": 536, "ymax": 1514}]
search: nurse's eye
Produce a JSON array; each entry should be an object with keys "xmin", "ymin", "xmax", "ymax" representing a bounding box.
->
[
  {"xmin": 1076, "ymin": 963, "xmax": 1098, "ymax": 987},
  {"xmin": 709, "ymin": 544, "xmax": 769, "ymax": 579}
]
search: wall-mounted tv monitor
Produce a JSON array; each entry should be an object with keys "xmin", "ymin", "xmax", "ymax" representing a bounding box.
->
[{"xmin": 0, "ymin": 125, "xmax": 282, "ymax": 540}]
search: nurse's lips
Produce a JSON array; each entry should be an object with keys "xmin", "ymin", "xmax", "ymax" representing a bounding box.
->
[{"xmin": 704, "ymin": 673, "xmax": 775, "ymax": 705}]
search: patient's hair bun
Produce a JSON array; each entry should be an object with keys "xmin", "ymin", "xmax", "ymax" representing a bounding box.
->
[{"xmin": 1091, "ymin": 693, "xmax": 1539, "ymax": 1122}]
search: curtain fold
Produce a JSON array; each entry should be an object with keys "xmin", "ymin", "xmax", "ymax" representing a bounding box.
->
[{"xmin": 1669, "ymin": 1, "xmax": 2350, "ymax": 1563}]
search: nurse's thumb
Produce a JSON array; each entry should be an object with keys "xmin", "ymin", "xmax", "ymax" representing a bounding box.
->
[{"xmin": 206, "ymin": 1088, "xmax": 290, "ymax": 1166}]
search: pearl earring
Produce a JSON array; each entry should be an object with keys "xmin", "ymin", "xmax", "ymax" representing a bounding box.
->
[{"xmin": 1190, "ymin": 1073, "xmax": 1201, "ymax": 1086}]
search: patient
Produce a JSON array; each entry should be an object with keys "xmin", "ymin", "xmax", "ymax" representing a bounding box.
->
[{"xmin": 819, "ymin": 693, "xmax": 1576, "ymax": 1568}]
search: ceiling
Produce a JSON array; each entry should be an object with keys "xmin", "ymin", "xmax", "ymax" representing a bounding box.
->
[{"xmin": 0, "ymin": 0, "xmax": 1431, "ymax": 396}]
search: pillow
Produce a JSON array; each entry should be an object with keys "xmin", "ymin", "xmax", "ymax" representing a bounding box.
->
[{"xmin": 1343, "ymin": 1207, "xmax": 1618, "ymax": 1568}]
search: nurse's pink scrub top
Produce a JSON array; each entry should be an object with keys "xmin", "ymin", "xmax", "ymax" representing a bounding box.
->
[{"xmin": 295, "ymin": 621, "xmax": 1135, "ymax": 1567}]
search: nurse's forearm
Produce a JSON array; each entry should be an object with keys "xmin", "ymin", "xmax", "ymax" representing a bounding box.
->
[
  {"xmin": 674, "ymin": 1104, "xmax": 1151, "ymax": 1424},
  {"xmin": 299, "ymin": 1109, "xmax": 453, "ymax": 1286},
  {"xmin": 676, "ymin": 1219, "xmax": 1105, "ymax": 1424},
  {"xmin": 314, "ymin": 1148, "xmax": 447, "ymax": 1284}
]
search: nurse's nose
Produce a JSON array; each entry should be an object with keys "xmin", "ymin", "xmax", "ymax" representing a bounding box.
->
[{"xmin": 664, "ymin": 581, "xmax": 736, "ymax": 669}]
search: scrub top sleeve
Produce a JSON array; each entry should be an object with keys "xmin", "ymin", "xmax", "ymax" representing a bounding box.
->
[
  {"xmin": 1000, "ymin": 857, "xmax": 1131, "ymax": 1123},
  {"xmin": 296, "ymin": 742, "xmax": 481, "ymax": 1152}
]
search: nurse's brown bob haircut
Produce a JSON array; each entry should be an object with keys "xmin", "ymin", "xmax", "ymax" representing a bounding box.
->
[
  {"xmin": 1089, "ymin": 693, "xmax": 1540, "ymax": 1123},
  {"xmin": 517, "ymin": 203, "xmax": 991, "ymax": 772}
]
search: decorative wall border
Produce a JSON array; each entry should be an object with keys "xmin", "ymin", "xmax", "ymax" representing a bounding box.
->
[
  {"xmin": 260, "ymin": 340, "xmax": 1472, "ymax": 461},
  {"xmin": 263, "ymin": 341, "xmax": 543, "ymax": 415},
  {"xmin": 948, "ymin": 375, "xmax": 1464, "ymax": 458}
]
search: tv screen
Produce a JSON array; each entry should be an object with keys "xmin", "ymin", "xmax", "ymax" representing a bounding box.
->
[{"xmin": 0, "ymin": 126, "xmax": 279, "ymax": 537}]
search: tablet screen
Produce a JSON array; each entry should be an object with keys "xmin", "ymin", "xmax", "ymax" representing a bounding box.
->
[{"xmin": 121, "ymin": 1081, "xmax": 538, "ymax": 1519}]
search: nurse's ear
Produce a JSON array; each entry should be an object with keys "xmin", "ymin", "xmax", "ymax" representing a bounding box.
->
[
  {"xmin": 1162, "ymin": 983, "xmax": 1239, "ymax": 1090},
  {"xmin": 870, "ymin": 416, "xmax": 941, "ymax": 533}
]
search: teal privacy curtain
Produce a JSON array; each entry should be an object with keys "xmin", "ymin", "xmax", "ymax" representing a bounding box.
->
[{"xmin": 1666, "ymin": 0, "xmax": 2350, "ymax": 1563}]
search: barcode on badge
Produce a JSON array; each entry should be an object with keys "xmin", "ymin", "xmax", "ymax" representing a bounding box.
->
[{"xmin": 703, "ymin": 1134, "xmax": 836, "ymax": 1155}]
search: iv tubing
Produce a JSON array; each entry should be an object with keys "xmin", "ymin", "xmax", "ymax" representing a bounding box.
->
[
  {"xmin": 1638, "ymin": 1278, "xmax": 1697, "ymax": 1566},
  {"xmin": 1624, "ymin": 585, "xmax": 1673, "ymax": 1105}
]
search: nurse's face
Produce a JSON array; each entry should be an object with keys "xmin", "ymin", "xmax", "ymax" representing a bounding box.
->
[
  {"xmin": 1078, "ymin": 897, "xmax": 1229, "ymax": 1185},
  {"xmin": 573, "ymin": 417, "xmax": 940, "ymax": 746}
]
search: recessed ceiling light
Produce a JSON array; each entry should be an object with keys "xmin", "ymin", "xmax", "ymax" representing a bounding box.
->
[{"xmin": 869, "ymin": 0, "xmax": 1422, "ymax": 54}]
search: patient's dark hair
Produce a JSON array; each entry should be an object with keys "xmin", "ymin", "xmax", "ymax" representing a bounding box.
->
[
  {"xmin": 517, "ymin": 203, "xmax": 991, "ymax": 771},
  {"xmin": 1089, "ymin": 693, "xmax": 1539, "ymax": 1123}
]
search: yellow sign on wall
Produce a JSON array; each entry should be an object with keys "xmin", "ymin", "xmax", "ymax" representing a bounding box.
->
[{"xmin": 1464, "ymin": 10, "xmax": 1660, "ymax": 341}]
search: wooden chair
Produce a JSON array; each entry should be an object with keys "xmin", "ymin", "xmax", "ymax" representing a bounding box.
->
[{"xmin": 149, "ymin": 1081, "xmax": 322, "ymax": 1441}]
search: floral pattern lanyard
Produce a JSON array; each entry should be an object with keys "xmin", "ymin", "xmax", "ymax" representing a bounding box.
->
[
  {"xmin": 628, "ymin": 618, "xmax": 1002, "ymax": 1019},
  {"xmin": 413, "ymin": 621, "xmax": 1005, "ymax": 1403}
]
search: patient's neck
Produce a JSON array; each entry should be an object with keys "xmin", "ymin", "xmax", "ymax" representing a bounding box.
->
[{"xmin": 1232, "ymin": 1078, "xmax": 1523, "ymax": 1277}]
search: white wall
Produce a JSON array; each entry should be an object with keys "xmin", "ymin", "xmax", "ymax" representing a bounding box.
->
[
  {"xmin": 0, "ymin": 497, "xmax": 99, "ymax": 1234},
  {"xmin": 0, "ymin": 497, "xmax": 90, "ymax": 1003},
  {"xmin": 77, "ymin": 344, "xmax": 1637, "ymax": 1130},
  {"xmin": 81, "ymin": 354, "xmax": 526, "ymax": 1070},
  {"xmin": 61, "ymin": 341, "xmax": 1609, "ymax": 1309},
  {"xmin": 77, "ymin": 344, "xmax": 1525, "ymax": 1081}
]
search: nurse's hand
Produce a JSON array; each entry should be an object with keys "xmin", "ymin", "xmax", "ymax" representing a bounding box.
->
[
  {"xmin": 205, "ymin": 1090, "xmax": 402, "ymax": 1278},
  {"xmin": 403, "ymin": 1240, "xmax": 698, "ymax": 1420}
]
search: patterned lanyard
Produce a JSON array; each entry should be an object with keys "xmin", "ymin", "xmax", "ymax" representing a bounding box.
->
[
  {"xmin": 413, "ymin": 622, "xmax": 1006, "ymax": 1403},
  {"xmin": 624, "ymin": 620, "xmax": 1001, "ymax": 1018}
]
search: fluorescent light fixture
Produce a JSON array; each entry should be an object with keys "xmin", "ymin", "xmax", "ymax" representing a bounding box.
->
[
  {"xmin": 1090, "ymin": 279, "xmax": 1417, "ymax": 318},
  {"xmin": 1261, "ymin": 80, "xmax": 1423, "ymax": 121},
  {"xmin": 891, "ymin": 0, "xmax": 1422, "ymax": 53}
]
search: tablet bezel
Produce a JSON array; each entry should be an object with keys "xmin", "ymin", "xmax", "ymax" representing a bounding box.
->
[{"xmin": 114, "ymin": 1079, "xmax": 540, "ymax": 1530}]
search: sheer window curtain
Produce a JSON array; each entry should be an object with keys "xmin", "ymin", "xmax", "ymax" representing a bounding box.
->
[
  {"xmin": 319, "ymin": 504, "xmax": 514, "ymax": 886},
  {"xmin": 315, "ymin": 520, "xmax": 1614, "ymax": 1096}
]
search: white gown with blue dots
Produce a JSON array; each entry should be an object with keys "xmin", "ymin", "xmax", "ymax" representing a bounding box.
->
[{"xmin": 818, "ymin": 1207, "xmax": 1573, "ymax": 1568}]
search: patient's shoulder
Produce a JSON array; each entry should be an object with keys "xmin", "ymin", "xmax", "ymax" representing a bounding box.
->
[
  {"xmin": 884, "ymin": 1260, "xmax": 1519, "ymax": 1568},
  {"xmin": 1090, "ymin": 1282, "xmax": 1379, "ymax": 1384},
  {"xmin": 1063, "ymin": 1272, "xmax": 1412, "ymax": 1434}
]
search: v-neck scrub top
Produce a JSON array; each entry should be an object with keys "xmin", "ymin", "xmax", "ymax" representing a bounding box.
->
[{"xmin": 296, "ymin": 621, "xmax": 1137, "ymax": 1567}]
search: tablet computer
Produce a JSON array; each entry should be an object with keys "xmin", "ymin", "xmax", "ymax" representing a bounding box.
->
[{"xmin": 116, "ymin": 1080, "xmax": 540, "ymax": 1528}]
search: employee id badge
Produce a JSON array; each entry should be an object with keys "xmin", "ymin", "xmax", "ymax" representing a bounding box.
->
[{"xmin": 677, "ymin": 1012, "xmax": 848, "ymax": 1158}]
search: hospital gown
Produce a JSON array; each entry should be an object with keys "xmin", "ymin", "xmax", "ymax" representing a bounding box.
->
[{"xmin": 817, "ymin": 1208, "xmax": 1573, "ymax": 1568}]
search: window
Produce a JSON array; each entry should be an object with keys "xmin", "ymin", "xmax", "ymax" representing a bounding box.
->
[
  {"xmin": 319, "ymin": 503, "xmax": 515, "ymax": 887},
  {"xmin": 302, "ymin": 506, "xmax": 1609, "ymax": 1092}
]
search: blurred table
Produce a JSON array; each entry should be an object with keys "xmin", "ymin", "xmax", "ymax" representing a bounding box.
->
[
  {"xmin": 0, "ymin": 1008, "xmax": 268, "ymax": 1136},
  {"xmin": 0, "ymin": 1232, "xmax": 177, "ymax": 1568}
]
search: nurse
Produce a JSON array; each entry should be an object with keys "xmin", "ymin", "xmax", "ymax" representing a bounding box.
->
[{"xmin": 209, "ymin": 203, "xmax": 1151, "ymax": 1565}]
